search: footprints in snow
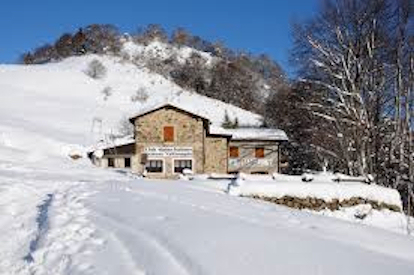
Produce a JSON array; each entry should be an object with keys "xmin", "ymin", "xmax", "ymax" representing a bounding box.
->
[{"xmin": 27, "ymin": 183, "xmax": 105, "ymax": 274}]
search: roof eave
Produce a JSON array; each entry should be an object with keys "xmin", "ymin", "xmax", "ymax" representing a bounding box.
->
[{"xmin": 129, "ymin": 103, "xmax": 210, "ymax": 123}]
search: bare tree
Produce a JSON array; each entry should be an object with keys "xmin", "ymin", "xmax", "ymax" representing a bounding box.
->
[
  {"xmin": 291, "ymin": 0, "xmax": 391, "ymax": 176},
  {"xmin": 131, "ymin": 87, "xmax": 149, "ymax": 103},
  {"xmin": 83, "ymin": 24, "xmax": 121, "ymax": 54},
  {"xmin": 171, "ymin": 27, "xmax": 190, "ymax": 47},
  {"xmin": 85, "ymin": 59, "xmax": 107, "ymax": 79},
  {"xmin": 55, "ymin": 33, "xmax": 73, "ymax": 58},
  {"xmin": 134, "ymin": 24, "xmax": 168, "ymax": 45},
  {"xmin": 289, "ymin": 0, "xmax": 414, "ymax": 215}
]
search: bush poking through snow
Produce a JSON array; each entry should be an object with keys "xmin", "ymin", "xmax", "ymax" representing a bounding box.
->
[
  {"xmin": 68, "ymin": 149, "xmax": 83, "ymax": 160},
  {"xmin": 354, "ymin": 204, "xmax": 373, "ymax": 220},
  {"xmin": 302, "ymin": 173, "xmax": 314, "ymax": 182},
  {"xmin": 85, "ymin": 59, "xmax": 107, "ymax": 79},
  {"xmin": 101, "ymin": 86, "xmax": 112, "ymax": 100},
  {"xmin": 131, "ymin": 87, "xmax": 149, "ymax": 103}
]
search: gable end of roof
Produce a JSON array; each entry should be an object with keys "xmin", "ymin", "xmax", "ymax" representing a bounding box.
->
[{"xmin": 129, "ymin": 103, "xmax": 210, "ymax": 123}]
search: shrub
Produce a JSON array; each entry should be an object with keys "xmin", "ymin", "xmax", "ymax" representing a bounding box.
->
[
  {"xmin": 131, "ymin": 87, "xmax": 149, "ymax": 103},
  {"xmin": 85, "ymin": 59, "xmax": 107, "ymax": 79},
  {"xmin": 101, "ymin": 86, "xmax": 112, "ymax": 100}
]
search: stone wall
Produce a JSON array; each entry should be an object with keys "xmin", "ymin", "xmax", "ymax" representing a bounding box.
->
[
  {"xmin": 205, "ymin": 136, "xmax": 228, "ymax": 174},
  {"xmin": 133, "ymin": 107, "xmax": 206, "ymax": 178},
  {"xmin": 247, "ymin": 195, "xmax": 401, "ymax": 212}
]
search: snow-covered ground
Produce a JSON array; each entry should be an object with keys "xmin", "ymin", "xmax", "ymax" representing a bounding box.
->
[
  {"xmin": 1, "ymin": 47, "xmax": 414, "ymax": 274},
  {"xmin": 2, "ymin": 160, "xmax": 414, "ymax": 274}
]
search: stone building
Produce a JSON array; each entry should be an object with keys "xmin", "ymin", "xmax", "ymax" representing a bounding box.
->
[{"xmin": 91, "ymin": 103, "xmax": 288, "ymax": 178}]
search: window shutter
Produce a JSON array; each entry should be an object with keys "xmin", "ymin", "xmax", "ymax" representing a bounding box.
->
[
  {"xmin": 164, "ymin": 126, "xmax": 174, "ymax": 142},
  {"xmin": 229, "ymin": 146, "xmax": 239, "ymax": 158},
  {"xmin": 255, "ymin": 147, "xmax": 265, "ymax": 158}
]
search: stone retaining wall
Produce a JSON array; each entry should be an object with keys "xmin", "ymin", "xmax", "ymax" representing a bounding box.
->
[{"xmin": 246, "ymin": 195, "xmax": 401, "ymax": 212}]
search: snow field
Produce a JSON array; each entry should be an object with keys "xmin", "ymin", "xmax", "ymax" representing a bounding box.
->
[
  {"xmin": 84, "ymin": 178, "xmax": 414, "ymax": 274},
  {"xmin": 27, "ymin": 182, "xmax": 103, "ymax": 275},
  {"xmin": 0, "ymin": 154, "xmax": 125, "ymax": 274}
]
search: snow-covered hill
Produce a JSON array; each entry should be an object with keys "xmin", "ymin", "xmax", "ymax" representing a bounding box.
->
[
  {"xmin": 0, "ymin": 45, "xmax": 262, "ymax": 159},
  {"xmin": 1, "ymin": 44, "xmax": 414, "ymax": 274}
]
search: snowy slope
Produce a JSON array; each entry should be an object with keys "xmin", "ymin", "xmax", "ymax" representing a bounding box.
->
[
  {"xmin": 1, "ymin": 50, "xmax": 414, "ymax": 274},
  {"xmin": 0, "ymin": 52, "xmax": 261, "ymax": 159}
]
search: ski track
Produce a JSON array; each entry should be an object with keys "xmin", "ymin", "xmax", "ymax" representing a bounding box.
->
[
  {"xmin": 106, "ymin": 231, "xmax": 146, "ymax": 275},
  {"xmin": 94, "ymin": 211, "xmax": 195, "ymax": 275},
  {"xmin": 103, "ymin": 180, "xmax": 414, "ymax": 266}
]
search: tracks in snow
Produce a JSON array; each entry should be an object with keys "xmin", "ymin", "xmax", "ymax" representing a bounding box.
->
[
  {"xmin": 25, "ymin": 182, "xmax": 104, "ymax": 275},
  {"xmin": 23, "ymin": 193, "xmax": 54, "ymax": 263},
  {"xmin": 94, "ymin": 211, "xmax": 194, "ymax": 275}
]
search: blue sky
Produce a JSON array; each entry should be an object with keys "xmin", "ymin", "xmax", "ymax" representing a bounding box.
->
[{"xmin": 0, "ymin": 0, "xmax": 318, "ymax": 72}]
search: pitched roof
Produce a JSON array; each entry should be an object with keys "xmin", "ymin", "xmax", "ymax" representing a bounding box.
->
[
  {"xmin": 129, "ymin": 102, "xmax": 210, "ymax": 123},
  {"xmin": 210, "ymin": 126, "xmax": 288, "ymax": 141}
]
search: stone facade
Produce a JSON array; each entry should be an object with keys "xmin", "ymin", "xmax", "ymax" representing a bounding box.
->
[
  {"xmin": 204, "ymin": 136, "xmax": 228, "ymax": 174},
  {"xmin": 132, "ymin": 106, "xmax": 214, "ymax": 178},
  {"xmin": 92, "ymin": 104, "xmax": 287, "ymax": 178}
]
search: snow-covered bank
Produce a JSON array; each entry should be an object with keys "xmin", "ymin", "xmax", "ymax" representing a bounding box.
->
[
  {"xmin": 231, "ymin": 181, "xmax": 401, "ymax": 209},
  {"xmin": 227, "ymin": 173, "xmax": 401, "ymax": 207},
  {"xmin": 223, "ymin": 173, "xmax": 411, "ymax": 234}
]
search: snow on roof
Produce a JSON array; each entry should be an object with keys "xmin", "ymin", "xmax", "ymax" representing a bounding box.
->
[
  {"xmin": 88, "ymin": 135, "xmax": 135, "ymax": 154},
  {"xmin": 210, "ymin": 126, "xmax": 288, "ymax": 141},
  {"xmin": 128, "ymin": 98, "xmax": 263, "ymax": 128},
  {"xmin": 129, "ymin": 102, "xmax": 210, "ymax": 122}
]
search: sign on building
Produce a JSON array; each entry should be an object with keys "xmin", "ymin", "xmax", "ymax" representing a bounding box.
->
[
  {"xmin": 144, "ymin": 147, "xmax": 193, "ymax": 158},
  {"xmin": 229, "ymin": 158, "xmax": 274, "ymax": 169}
]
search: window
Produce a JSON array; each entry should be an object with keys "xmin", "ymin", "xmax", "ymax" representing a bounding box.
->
[
  {"xmin": 146, "ymin": 160, "xmax": 163, "ymax": 173},
  {"xmin": 124, "ymin": 157, "xmax": 131, "ymax": 168},
  {"xmin": 108, "ymin": 158, "xmax": 114, "ymax": 167},
  {"xmin": 229, "ymin": 146, "xmax": 239, "ymax": 158},
  {"xmin": 164, "ymin": 126, "xmax": 174, "ymax": 142},
  {"xmin": 174, "ymin": 159, "xmax": 192, "ymax": 173},
  {"xmin": 255, "ymin": 147, "xmax": 265, "ymax": 158}
]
